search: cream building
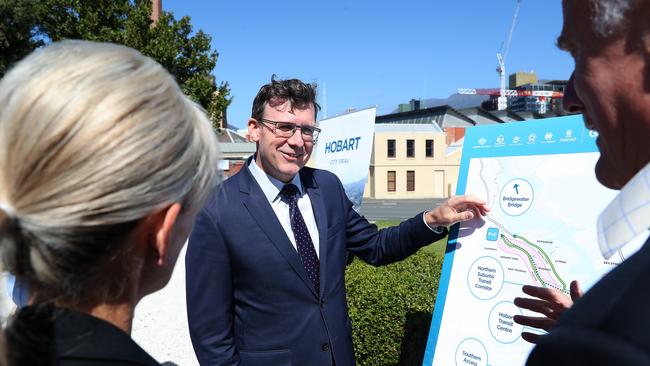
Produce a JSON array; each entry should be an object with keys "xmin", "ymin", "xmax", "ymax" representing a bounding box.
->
[{"xmin": 363, "ymin": 123, "xmax": 462, "ymax": 199}]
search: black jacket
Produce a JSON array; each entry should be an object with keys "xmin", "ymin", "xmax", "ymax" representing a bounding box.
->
[
  {"xmin": 53, "ymin": 308, "xmax": 160, "ymax": 366},
  {"xmin": 186, "ymin": 162, "xmax": 445, "ymax": 365}
]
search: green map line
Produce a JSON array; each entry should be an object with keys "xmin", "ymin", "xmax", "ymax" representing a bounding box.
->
[
  {"xmin": 501, "ymin": 235, "xmax": 546, "ymax": 287},
  {"xmin": 486, "ymin": 215, "xmax": 567, "ymax": 292},
  {"xmin": 514, "ymin": 234, "xmax": 567, "ymax": 292}
]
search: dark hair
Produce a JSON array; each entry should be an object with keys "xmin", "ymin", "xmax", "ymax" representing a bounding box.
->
[{"xmin": 251, "ymin": 75, "xmax": 321, "ymax": 122}]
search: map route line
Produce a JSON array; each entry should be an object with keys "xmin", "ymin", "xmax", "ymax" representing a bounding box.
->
[
  {"xmin": 501, "ymin": 235, "xmax": 546, "ymax": 288},
  {"xmin": 479, "ymin": 159, "xmax": 492, "ymax": 209},
  {"xmin": 484, "ymin": 215, "xmax": 567, "ymax": 293},
  {"xmin": 485, "ymin": 215, "xmax": 515, "ymax": 237},
  {"xmin": 514, "ymin": 234, "xmax": 566, "ymax": 292}
]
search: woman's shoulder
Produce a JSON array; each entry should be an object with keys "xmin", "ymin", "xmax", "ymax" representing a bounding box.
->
[{"xmin": 52, "ymin": 308, "xmax": 160, "ymax": 366}]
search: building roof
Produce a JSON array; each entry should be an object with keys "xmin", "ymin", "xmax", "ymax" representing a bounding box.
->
[
  {"xmin": 489, "ymin": 110, "xmax": 526, "ymax": 122},
  {"xmin": 376, "ymin": 102, "xmax": 583, "ymax": 127},
  {"xmin": 456, "ymin": 107, "xmax": 503, "ymax": 125},
  {"xmin": 215, "ymin": 128, "xmax": 248, "ymax": 143},
  {"xmin": 376, "ymin": 104, "xmax": 476, "ymax": 127},
  {"xmin": 512, "ymin": 111, "xmax": 539, "ymax": 120}
]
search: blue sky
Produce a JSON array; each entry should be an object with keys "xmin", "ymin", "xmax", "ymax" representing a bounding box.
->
[{"xmin": 165, "ymin": 1, "xmax": 574, "ymax": 129}]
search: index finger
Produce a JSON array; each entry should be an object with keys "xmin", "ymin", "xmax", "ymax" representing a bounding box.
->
[
  {"xmin": 451, "ymin": 194, "xmax": 487, "ymax": 206},
  {"xmin": 449, "ymin": 195, "xmax": 490, "ymax": 215},
  {"xmin": 457, "ymin": 202, "xmax": 490, "ymax": 216}
]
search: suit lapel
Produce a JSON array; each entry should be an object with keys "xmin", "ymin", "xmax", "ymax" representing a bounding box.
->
[
  {"xmin": 301, "ymin": 169, "xmax": 328, "ymax": 299},
  {"xmin": 239, "ymin": 163, "xmax": 318, "ymax": 297}
]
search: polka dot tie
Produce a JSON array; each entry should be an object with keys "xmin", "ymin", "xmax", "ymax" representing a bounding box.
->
[{"xmin": 281, "ymin": 184, "xmax": 320, "ymax": 294}]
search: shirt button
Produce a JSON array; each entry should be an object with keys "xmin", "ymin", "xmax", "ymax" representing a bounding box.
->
[
  {"xmin": 322, "ymin": 343, "xmax": 330, "ymax": 352},
  {"xmin": 320, "ymin": 299, "xmax": 325, "ymax": 308}
]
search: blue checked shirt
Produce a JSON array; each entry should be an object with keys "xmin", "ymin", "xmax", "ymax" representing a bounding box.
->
[{"xmin": 598, "ymin": 162, "xmax": 650, "ymax": 259}]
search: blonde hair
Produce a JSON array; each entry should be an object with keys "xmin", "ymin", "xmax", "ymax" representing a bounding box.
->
[{"xmin": 0, "ymin": 40, "xmax": 219, "ymax": 303}]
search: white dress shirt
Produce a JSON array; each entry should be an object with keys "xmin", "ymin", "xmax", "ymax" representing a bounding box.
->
[
  {"xmin": 248, "ymin": 159, "xmax": 320, "ymax": 258},
  {"xmin": 598, "ymin": 162, "xmax": 650, "ymax": 259}
]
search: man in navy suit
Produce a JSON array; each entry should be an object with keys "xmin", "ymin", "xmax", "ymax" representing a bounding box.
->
[
  {"xmin": 512, "ymin": 1, "xmax": 650, "ymax": 364},
  {"xmin": 186, "ymin": 76, "xmax": 489, "ymax": 365}
]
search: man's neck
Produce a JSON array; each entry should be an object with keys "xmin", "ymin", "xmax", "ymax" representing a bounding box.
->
[{"xmin": 248, "ymin": 157, "xmax": 303, "ymax": 202}]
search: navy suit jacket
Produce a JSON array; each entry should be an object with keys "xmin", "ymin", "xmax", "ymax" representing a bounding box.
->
[
  {"xmin": 527, "ymin": 236, "xmax": 650, "ymax": 365},
  {"xmin": 186, "ymin": 161, "xmax": 445, "ymax": 366}
]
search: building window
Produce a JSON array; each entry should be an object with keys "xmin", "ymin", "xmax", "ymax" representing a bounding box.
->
[
  {"xmin": 387, "ymin": 139, "xmax": 396, "ymax": 158},
  {"xmin": 406, "ymin": 139, "xmax": 414, "ymax": 158},
  {"xmin": 407, "ymin": 171, "xmax": 415, "ymax": 191},
  {"xmin": 426, "ymin": 139, "xmax": 434, "ymax": 157},
  {"xmin": 387, "ymin": 171, "xmax": 396, "ymax": 192}
]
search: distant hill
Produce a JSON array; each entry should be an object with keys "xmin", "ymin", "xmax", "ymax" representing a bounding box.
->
[{"xmin": 393, "ymin": 94, "xmax": 490, "ymax": 112}]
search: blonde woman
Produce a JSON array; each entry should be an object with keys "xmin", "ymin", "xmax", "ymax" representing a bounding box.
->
[{"xmin": 0, "ymin": 40, "xmax": 219, "ymax": 365}]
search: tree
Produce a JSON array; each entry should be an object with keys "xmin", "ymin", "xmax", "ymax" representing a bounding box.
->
[
  {"xmin": 0, "ymin": 0, "xmax": 230, "ymax": 127},
  {"xmin": 0, "ymin": 0, "xmax": 44, "ymax": 76}
]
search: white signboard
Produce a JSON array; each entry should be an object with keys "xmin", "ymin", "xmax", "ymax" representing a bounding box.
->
[
  {"xmin": 312, "ymin": 107, "xmax": 376, "ymax": 211},
  {"xmin": 423, "ymin": 116, "xmax": 645, "ymax": 366}
]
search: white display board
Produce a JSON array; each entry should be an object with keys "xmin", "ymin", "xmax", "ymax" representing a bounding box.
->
[
  {"xmin": 312, "ymin": 107, "xmax": 376, "ymax": 211},
  {"xmin": 423, "ymin": 116, "xmax": 646, "ymax": 366}
]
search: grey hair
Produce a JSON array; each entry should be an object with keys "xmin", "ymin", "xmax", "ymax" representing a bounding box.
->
[
  {"xmin": 0, "ymin": 40, "xmax": 219, "ymax": 303},
  {"xmin": 590, "ymin": 0, "xmax": 636, "ymax": 37}
]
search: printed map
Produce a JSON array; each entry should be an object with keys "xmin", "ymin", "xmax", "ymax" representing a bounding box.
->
[{"xmin": 423, "ymin": 117, "xmax": 646, "ymax": 366}]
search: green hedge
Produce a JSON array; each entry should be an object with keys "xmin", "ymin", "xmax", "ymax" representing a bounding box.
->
[{"xmin": 345, "ymin": 226, "xmax": 446, "ymax": 366}]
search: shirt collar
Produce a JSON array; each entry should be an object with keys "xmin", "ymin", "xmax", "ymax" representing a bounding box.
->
[
  {"xmin": 248, "ymin": 157, "xmax": 304, "ymax": 204},
  {"xmin": 598, "ymin": 162, "xmax": 650, "ymax": 259}
]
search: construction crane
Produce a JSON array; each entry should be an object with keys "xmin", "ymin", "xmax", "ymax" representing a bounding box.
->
[
  {"xmin": 459, "ymin": 0, "xmax": 563, "ymax": 114},
  {"xmin": 496, "ymin": 0, "xmax": 521, "ymax": 110}
]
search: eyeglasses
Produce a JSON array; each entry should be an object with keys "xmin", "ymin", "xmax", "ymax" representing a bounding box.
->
[{"xmin": 258, "ymin": 119, "xmax": 321, "ymax": 142}]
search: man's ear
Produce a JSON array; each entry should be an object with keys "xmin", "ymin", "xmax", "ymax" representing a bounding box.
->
[
  {"xmin": 150, "ymin": 203, "xmax": 182, "ymax": 266},
  {"xmin": 247, "ymin": 118, "xmax": 261, "ymax": 142}
]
